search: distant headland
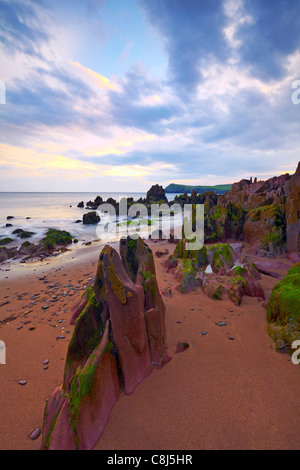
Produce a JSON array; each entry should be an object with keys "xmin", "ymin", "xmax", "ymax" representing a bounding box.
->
[{"xmin": 165, "ymin": 183, "xmax": 232, "ymax": 194}]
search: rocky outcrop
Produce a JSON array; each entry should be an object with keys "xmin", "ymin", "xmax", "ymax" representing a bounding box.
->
[
  {"xmin": 218, "ymin": 162, "xmax": 300, "ymax": 253},
  {"xmin": 167, "ymin": 239, "xmax": 264, "ymax": 304},
  {"xmin": 42, "ymin": 237, "xmax": 170, "ymax": 450},
  {"xmin": 86, "ymin": 196, "xmax": 103, "ymax": 210},
  {"xmin": 266, "ymin": 262, "xmax": 300, "ymax": 351},
  {"xmin": 146, "ymin": 184, "xmax": 167, "ymax": 202}
]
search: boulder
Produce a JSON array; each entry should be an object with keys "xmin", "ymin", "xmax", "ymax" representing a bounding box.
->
[
  {"xmin": 77, "ymin": 201, "xmax": 84, "ymax": 208},
  {"xmin": 38, "ymin": 229, "xmax": 73, "ymax": 250},
  {"xmin": 82, "ymin": 212, "xmax": 100, "ymax": 225}
]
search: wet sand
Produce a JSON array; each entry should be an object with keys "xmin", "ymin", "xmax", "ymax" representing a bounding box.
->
[{"xmin": 0, "ymin": 240, "xmax": 299, "ymax": 450}]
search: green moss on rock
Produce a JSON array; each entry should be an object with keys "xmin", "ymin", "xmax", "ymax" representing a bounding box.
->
[
  {"xmin": 39, "ymin": 229, "xmax": 73, "ymax": 250},
  {"xmin": 267, "ymin": 262, "xmax": 300, "ymax": 350}
]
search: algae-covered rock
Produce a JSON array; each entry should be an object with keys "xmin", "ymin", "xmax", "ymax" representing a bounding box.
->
[
  {"xmin": 266, "ymin": 262, "xmax": 300, "ymax": 350},
  {"xmin": 211, "ymin": 243, "xmax": 235, "ymax": 274},
  {"xmin": 0, "ymin": 237, "xmax": 13, "ymax": 246},
  {"xmin": 39, "ymin": 229, "xmax": 73, "ymax": 250},
  {"xmin": 202, "ymin": 261, "xmax": 265, "ymax": 305},
  {"xmin": 243, "ymin": 204, "xmax": 286, "ymax": 252},
  {"xmin": 175, "ymin": 259, "xmax": 203, "ymax": 294},
  {"xmin": 42, "ymin": 237, "xmax": 170, "ymax": 450}
]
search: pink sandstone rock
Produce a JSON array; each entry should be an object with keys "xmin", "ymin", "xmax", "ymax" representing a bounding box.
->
[{"xmin": 41, "ymin": 238, "xmax": 171, "ymax": 450}]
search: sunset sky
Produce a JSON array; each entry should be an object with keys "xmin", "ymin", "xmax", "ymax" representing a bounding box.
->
[{"xmin": 0, "ymin": 0, "xmax": 300, "ymax": 192}]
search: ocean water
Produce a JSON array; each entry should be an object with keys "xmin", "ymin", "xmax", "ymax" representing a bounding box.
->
[{"xmin": 0, "ymin": 192, "xmax": 180, "ymax": 248}]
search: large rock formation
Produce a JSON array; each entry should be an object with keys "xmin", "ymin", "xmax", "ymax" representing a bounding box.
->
[
  {"xmin": 42, "ymin": 237, "xmax": 170, "ymax": 450},
  {"xmin": 218, "ymin": 162, "xmax": 300, "ymax": 253}
]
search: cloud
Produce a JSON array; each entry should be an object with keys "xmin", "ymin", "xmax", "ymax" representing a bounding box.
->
[
  {"xmin": 139, "ymin": 0, "xmax": 229, "ymax": 93},
  {"xmin": 0, "ymin": 0, "xmax": 50, "ymax": 58},
  {"xmin": 235, "ymin": 0, "xmax": 300, "ymax": 81}
]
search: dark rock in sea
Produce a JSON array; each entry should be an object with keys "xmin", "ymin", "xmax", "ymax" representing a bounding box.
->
[
  {"xmin": 42, "ymin": 237, "xmax": 171, "ymax": 450},
  {"xmin": 0, "ymin": 237, "xmax": 13, "ymax": 246},
  {"xmin": 12, "ymin": 229, "xmax": 35, "ymax": 239},
  {"xmin": 77, "ymin": 201, "xmax": 84, "ymax": 208},
  {"xmin": 86, "ymin": 195, "xmax": 103, "ymax": 210},
  {"xmin": 5, "ymin": 223, "xmax": 12, "ymax": 227},
  {"xmin": 7, "ymin": 216, "xmax": 14, "ymax": 220},
  {"xmin": 75, "ymin": 220, "xmax": 81, "ymax": 223},
  {"xmin": 82, "ymin": 212, "xmax": 100, "ymax": 225}
]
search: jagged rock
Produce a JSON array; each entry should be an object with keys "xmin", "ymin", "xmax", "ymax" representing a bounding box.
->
[
  {"xmin": 146, "ymin": 184, "xmax": 167, "ymax": 202},
  {"xmin": 86, "ymin": 196, "xmax": 103, "ymax": 210},
  {"xmin": 77, "ymin": 201, "xmax": 84, "ymax": 208},
  {"xmin": 42, "ymin": 238, "xmax": 170, "ymax": 450},
  {"xmin": 82, "ymin": 211, "xmax": 100, "ymax": 225},
  {"xmin": 218, "ymin": 161, "xmax": 300, "ymax": 253}
]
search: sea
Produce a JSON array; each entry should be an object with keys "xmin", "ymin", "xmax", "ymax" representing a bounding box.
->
[{"xmin": 0, "ymin": 192, "xmax": 180, "ymax": 250}]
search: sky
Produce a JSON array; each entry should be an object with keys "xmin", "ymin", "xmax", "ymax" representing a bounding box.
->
[{"xmin": 0, "ymin": 0, "xmax": 300, "ymax": 192}]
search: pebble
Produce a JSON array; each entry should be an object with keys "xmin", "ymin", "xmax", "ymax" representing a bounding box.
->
[
  {"xmin": 201, "ymin": 331, "xmax": 207, "ymax": 335},
  {"xmin": 18, "ymin": 380, "xmax": 27, "ymax": 385},
  {"xmin": 42, "ymin": 359, "xmax": 49, "ymax": 365},
  {"xmin": 216, "ymin": 321, "xmax": 227, "ymax": 327},
  {"xmin": 29, "ymin": 427, "xmax": 41, "ymax": 440}
]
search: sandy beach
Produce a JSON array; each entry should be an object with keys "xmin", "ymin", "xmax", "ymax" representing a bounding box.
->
[{"xmin": 0, "ymin": 239, "xmax": 299, "ymax": 450}]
